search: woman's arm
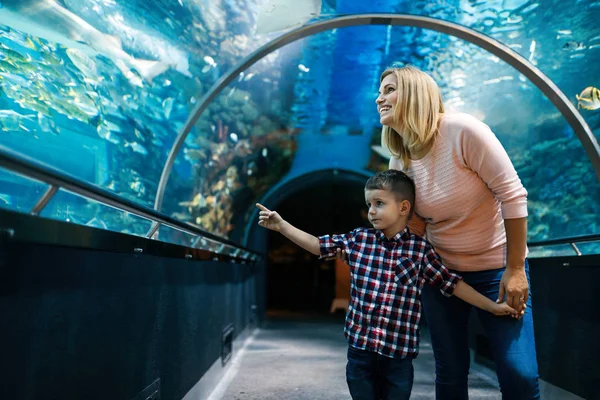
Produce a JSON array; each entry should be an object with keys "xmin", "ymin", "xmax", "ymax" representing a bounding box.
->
[
  {"xmin": 505, "ymin": 217, "xmax": 527, "ymax": 268},
  {"xmin": 459, "ymin": 115, "xmax": 529, "ymax": 312},
  {"xmin": 499, "ymin": 217, "xmax": 529, "ymax": 309}
]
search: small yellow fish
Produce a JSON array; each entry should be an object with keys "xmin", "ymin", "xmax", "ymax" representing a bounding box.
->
[
  {"xmin": 576, "ymin": 86, "xmax": 600, "ymax": 110},
  {"xmin": 211, "ymin": 180, "xmax": 225, "ymax": 191}
]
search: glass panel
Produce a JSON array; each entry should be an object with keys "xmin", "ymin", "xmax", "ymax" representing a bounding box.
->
[
  {"xmin": 163, "ymin": 16, "xmax": 600, "ymax": 243},
  {"xmin": 164, "ymin": 34, "xmax": 305, "ymax": 240},
  {"xmin": 0, "ymin": 168, "xmax": 48, "ymax": 213},
  {"xmin": 363, "ymin": 28, "xmax": 600, "ymax": 243},
  {"xmin": 528, "ymin": 244, "xmax": 578, "ymax": 258},
  {"xmin": 0, "ymin": 0, "xmax": 306, "ymax": 208},
  {"xmin": 0, "ymin": 0, "xmax": 275, "ymax": 207},
  {"xmin": 1, "ymin": 0, "xmax": 599, "ymax": 247},
  {"xmin": 155, "ymin": 224, "xmax": 234, "ymax": 253},
  {"xmin": 192, "ymin": 235, "xmax": 229, "ymax": 254},
  {"xmin": 40, "ymin": 189, "xmax": 153, "ymax": 236},
  {"xmin": 578, "ymin": 241, "xmax": 600, "ymax": 256},
  {"xmin": 155, "ymin": 225, "xmax": 196, "ymax": 248}
]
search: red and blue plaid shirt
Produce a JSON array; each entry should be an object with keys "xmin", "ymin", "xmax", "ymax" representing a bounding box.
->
[{"xmin": 319, "ymin": 226, "xmax": 462, "ymax": 359}]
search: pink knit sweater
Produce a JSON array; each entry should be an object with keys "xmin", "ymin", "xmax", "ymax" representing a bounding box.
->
[{"xmin": 389, "ymin": 113, "xmax": 528, "ymax": 272}]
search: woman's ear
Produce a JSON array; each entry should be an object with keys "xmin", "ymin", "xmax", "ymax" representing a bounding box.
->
[{"xmin": 399, "ymin": 199, "xmax": 411, "ymax": 216}]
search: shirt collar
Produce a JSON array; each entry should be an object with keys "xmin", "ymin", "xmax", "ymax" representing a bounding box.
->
[{"xmin": 375, "ymin": 226, "xmax": 410, "ymax": 244}]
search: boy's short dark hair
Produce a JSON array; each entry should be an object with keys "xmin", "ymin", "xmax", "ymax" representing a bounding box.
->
[{"xmin": 365, "ymin": 170, "xmax": 416, "ymax": 216}]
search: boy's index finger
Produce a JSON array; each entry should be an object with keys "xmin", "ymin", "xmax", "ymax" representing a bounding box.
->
[{"xmin": 255, "ymin": 203, "xmax": 270, "ymax": 212}]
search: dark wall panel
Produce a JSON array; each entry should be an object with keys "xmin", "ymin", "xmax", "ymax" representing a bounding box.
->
[
  {"xmin": 529, "ymin": 256, "xmax": 600, "ymax": 400},
  {"xmin": 470, "ymin": 255, "xmax": 600, "ymax": 400},
  {"xmin": 0, "ymin": 240, "xmax": 263, "ymax": 400}
]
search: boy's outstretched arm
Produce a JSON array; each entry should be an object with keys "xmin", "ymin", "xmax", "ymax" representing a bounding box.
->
[{"xmin": 256, "ymin": 203, "xmax": 320, "ymax": 255}]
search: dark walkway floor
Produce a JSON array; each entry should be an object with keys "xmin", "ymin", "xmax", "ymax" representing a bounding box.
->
[{"xmin": 221, "ymin": 312, "xmax": 502, "ymax": 400}]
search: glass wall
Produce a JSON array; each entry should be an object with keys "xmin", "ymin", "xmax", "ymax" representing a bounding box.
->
[{"xmin": 0, "ymin": 0, "xmax": 598, "ymax": 249}]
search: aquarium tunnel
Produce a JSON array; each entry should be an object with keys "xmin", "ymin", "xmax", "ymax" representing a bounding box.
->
[{"xmin": 0, "ymin": 0, "xmax": 599, "ymax": 399}]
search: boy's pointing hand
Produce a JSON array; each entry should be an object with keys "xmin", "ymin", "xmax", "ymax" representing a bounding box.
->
[{"xmin": 256, "ymin": 203, "xmax": 284, "ymax": 232}]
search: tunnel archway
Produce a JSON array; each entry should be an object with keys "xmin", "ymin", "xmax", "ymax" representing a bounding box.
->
[
  {"xmin": 153, "ymin": 13, "xmax": 600, "ymax": 214},
  {"xmin": 244, "ymin": 169, "xmax": 371, "ymax": 313}
]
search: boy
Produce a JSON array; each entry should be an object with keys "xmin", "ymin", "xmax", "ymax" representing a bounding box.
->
[{"xmin": 256, "ymin": 169, "xmax": 518, "ymax": 400}]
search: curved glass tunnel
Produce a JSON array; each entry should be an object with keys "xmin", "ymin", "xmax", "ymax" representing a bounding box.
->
[{"xmin": 0, "ymin": 1, "xmax": 599, "ymax": 400}]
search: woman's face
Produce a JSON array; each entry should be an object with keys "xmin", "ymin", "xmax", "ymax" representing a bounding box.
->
[{"xmin": 376, "ymin": 74, "xmax": 398, "ymax": 126}]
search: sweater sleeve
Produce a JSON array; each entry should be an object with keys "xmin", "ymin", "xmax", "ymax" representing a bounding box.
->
[{"xmin": 459, "ymin": 116, "xmax": 528, "ymax": 219}]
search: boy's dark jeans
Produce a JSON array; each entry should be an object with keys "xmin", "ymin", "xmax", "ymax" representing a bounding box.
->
[{"xmin": 346, "ymin": 345, "xmax": 413, "ymax": 400}]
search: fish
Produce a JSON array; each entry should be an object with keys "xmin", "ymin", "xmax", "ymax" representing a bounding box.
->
[
  {"xmin": 0, "ymin": 59, "xmax": 21, "ymax": 74},
  {"xmin": 0, "ymin": 28, "xmax": 39, "ymax": 50},
  {"xmin": 179, "ymin": 193, "xmax": 206, "ymax": 209},
  {"xmin": 562, "ymin": 41, "xmax": 585, "ymax": 51},
  {"xmin": 0, "ymin": 110, "xmax": 36, "ymax": 131},
  {"xmin": 0, "ymin": 45, "xmax": 31, "ymax": 63},
  {"xmin": 162, "ymin": 97, "xmax": 174, "ymax": 119},
  {"xmin": 103, "ymin": 12, "xmax": 192, "ymax": 78},
  {"xmin": 202, "ymin": 55, "xmax": 217, "ymax": 73},
  {"xmin": 0, "ymin": 72, "xmax": 31, "ymax": 87},
  {"xmin": 129, "ymin": 180, "xmax": 145, "ymax": 195},
  {"xmin": 96, "ymin": 123, "xmax": 121, "ymax": 144},
  {"xmin": 0, "ymin": 0, "xmax": 169, "ymax": 85},
  {"xmin": 124, "ymin": 141, "xmax": 148, "ymax": 155},
  {"xmin": 65, "ymin": 48, "xmax": 98, "ymax": 78},
  {"xmin": 37, "ymin": 113, "xmax": 60, "ymax": 135},
  {"xmin": 576, "ymin": 86, "xmax": 600, "ymax": 110},
  {"xmin": 255, "ymin": 0, "xmax": 322, "ymax": 34}
]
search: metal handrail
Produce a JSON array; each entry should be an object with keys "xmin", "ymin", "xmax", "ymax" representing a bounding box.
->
[
  {"xmin": 528, "ymin": 233, "xmax": 600, "ymax": 257},
  {"xmin": 153, "ymin": 13, "xmax": 600, "ymax": 212},
  {"xmin": 528, "ymin": 233, "xmax": 600, "ymax": 247},
  {"xmin": 0, "ymin": 144, "xmax": 260, "ymax": 260}
]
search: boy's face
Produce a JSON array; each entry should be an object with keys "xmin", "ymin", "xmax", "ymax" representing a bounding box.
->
[{"xmin": 364, "ymin": 188, "xmax": 411, "ymax": 237}]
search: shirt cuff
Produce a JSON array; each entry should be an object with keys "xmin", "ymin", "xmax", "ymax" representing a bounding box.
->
[
  {"xmin": 439, "ymin": 272, "xmax": 463, "ymax": 297},
  {"xmin": 318, "ymin": 235, "xmax": 336, "ymax": 259}
]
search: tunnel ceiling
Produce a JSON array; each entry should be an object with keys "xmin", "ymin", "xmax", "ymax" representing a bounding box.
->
[{"xmin": 0, "ymin": 0, "xmax": 598, "ymax": 249}]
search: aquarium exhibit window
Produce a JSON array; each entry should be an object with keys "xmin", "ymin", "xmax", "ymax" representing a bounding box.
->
[{"xmin": 0, "ymin": 1, "xmax": 598, "ymax": 258}]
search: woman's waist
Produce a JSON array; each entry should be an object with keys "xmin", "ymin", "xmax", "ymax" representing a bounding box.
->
[
  {"xmin": 435, "ymin": 247, "xmax": 507, "ymax": 271},
  {"xmin": 425, "ymin": 222, "xmax": 506, "ymax": 253}
]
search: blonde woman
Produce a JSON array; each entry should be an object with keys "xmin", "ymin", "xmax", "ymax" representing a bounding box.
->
[{"xmin": 373, "ymin": 65, "xmax": 539, "ymax": 399}]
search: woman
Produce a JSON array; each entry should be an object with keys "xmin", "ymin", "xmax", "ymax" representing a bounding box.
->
[{"xmin": 374, "ymin": 65, "xmax": 539, "ymax": 399}]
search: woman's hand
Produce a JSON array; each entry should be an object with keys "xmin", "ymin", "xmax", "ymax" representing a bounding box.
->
[
  {"xmin": 490, "ymin": 301, "xmax": 523, "ymax": 318},
  {"xmin": 497, "ymin": 266, "xmax": 529, "ymax": 315}
]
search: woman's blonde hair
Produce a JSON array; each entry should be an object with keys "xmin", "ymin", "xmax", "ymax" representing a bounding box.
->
[{"xmin": 380, "ymin": 65, "xmax": 444, "ymax": 169}]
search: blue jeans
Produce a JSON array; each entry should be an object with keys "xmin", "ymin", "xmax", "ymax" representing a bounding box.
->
[
  {"xmin": 346, "ymin": 345, "xmax": 413, "ymax": 400},
  {"xmin": 421, "ymin": 264, "xmax": 540, "ymax": 400}
]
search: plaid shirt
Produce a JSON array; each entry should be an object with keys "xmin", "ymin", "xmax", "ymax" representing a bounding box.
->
[{"xmin": 319, "ymin": 226, "xmax": 462, "ymax": 359}]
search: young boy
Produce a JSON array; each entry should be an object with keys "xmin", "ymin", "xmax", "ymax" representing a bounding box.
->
[{"xmin": 256, "ymin": 169, "xmax": 519, "ymax": 400}]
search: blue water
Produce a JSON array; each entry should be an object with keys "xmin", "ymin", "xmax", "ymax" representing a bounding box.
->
[{"xmin": 0, "ymin": 0, "xmax": 598, "ymax": 249}]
